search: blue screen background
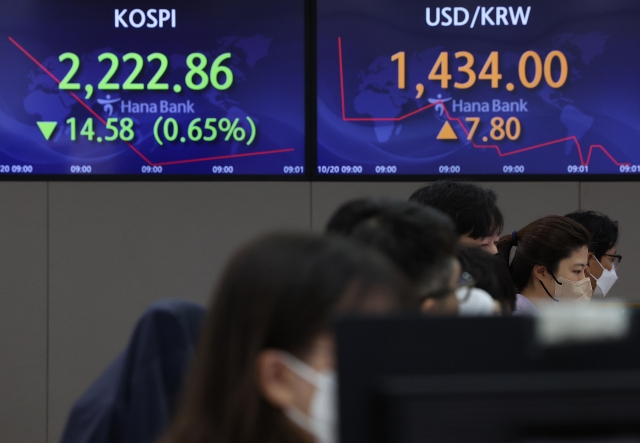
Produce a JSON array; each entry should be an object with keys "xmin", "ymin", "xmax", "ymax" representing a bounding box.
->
[
  {"xmin": 0, "ymin": 0, "xmax": 306, "ymax": 176},
  {"xmin": 317, "ymin": 0, "xmax": 640, "ymax": 177}
]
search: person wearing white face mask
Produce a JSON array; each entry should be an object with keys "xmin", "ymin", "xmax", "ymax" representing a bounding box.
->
[
  {"xmin": 457, "ymin": 246, "xmax": 517, "ymax": 315},
  {"xmin": 277, "ymin": 343, "xmax": 337, "ymax": 443},
  {"xmin": 456, "ymin": 283, "xmax": 501, "ymax": 316},
  {"xmin": 565, "ymin": 211, "xmax": 621, "ymax": 298},
  {"xmin": 160, "ymin": 233, "xmax": 411, "ymax": 443},
  {"xmin": 590, "ymin": 254, "xmax": 620, "ymax": 298},
  {"xmin": 495, "ymin": 216, "xmax": 592, "ymax": 316}
]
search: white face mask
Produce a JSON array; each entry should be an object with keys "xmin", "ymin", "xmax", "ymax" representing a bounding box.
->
[
  {"xmin": 541, "ymin": 274, "xmax": 593, "ymax": 305},
  {"xmin": 456, "ymin": 287, "xmax": 496, "ymax": 316},
  {"xmin": 280, "ymin": 352, "xmax": 338, "ymax": 443},
  {"xmin": 592, "ymin": 256, "xmax": 618, "ymax": 298}
]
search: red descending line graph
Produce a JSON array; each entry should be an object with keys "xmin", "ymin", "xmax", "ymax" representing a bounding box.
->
[
  {"xmin": 9, "ymin": 37, "xmax": 294, "ymax": 167},
  {"xmin": 337, "ymin": 37, "xmax": 629, "ymax": 168}
]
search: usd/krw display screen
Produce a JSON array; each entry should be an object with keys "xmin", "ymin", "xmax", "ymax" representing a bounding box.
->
[
  {"xmin": 317, "ymin": 0, "xmax": 640, "ymax": 177},
  {"xmin": 0, "ymin": 0, "xmax": 305, "ymax": 177}
]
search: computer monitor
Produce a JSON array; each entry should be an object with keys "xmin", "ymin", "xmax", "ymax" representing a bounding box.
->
[
  {"xmin": 336, "ymin": 315, "xmax": 640, "ymax": 443},
  {"xmin": 0, "ymin": 0, "xmax": 306, "ymax": 178},
  {"xmin": 316, "ymin": 0, "xmax": 640, "ymax": 179}
]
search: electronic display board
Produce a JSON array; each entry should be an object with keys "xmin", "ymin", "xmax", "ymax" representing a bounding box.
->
[
  {"xmin": 316, "ymin": 0, "xmax": 640, "ymax": 178},
  {"xmin": 0, "ymin": 0, "xmax": 306, "ymax": 177}
]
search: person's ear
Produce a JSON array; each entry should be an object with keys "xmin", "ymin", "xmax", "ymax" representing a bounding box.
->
[
  {"xmin": 255, "ymin": 349, "xmax": 297, "ymax": 409},
  {"xmin": 586, "ymin": 252, "xmax": 594, "ymax": 274},
  {"xmin": 533, "ymin": 265, "xmax": 548, "ymax": 282},
  {"xmin": 421, "ymin": 297, "xmax": 440, "ymax": 315}
]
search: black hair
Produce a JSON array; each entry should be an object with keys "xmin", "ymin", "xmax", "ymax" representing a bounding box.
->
[
  {"xmin": 409, "ymin": 181, "xmax": 504, "ymax": 239},
  {"xmin": 564, "ymin": 210, "xmax": 619, "ymax": 260},
  {"xmin": 326, "ymin": 198, "xmax": 458, "ymax": 298},
  {"xmin": 496, "ymin": 216, "xmax": 590, "ymax": 293},
  {"xmin": 164, "ymin": 233, "xmax": 410, "ymax": 443},
  {"xmin": 457, "ymin": 246, "xmax": 517, "ymax": 314}
]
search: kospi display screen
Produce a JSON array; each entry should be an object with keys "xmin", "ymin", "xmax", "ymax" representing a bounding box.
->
[
  {"xmin": 0, "ymin": 0, "xmax": 306, "ymax": 177},
  {"xmin": 316, "ymin": 0, "xmax": 640, "ymax": 178}
]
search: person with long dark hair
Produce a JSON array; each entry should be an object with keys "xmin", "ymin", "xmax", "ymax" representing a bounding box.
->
[
  {"xmin": 496, "ymin": 216, "xmax": 591, "ymax": 315},
  {"xmin": 160, "ymin": 233, "xmax": 411, "ymax": 443}
]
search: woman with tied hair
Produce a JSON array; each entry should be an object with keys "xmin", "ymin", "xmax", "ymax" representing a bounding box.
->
[
  {"xmin": 496, "ymin": 215, "xmax": 591, "ymax": 316},
  {"xmin": 160, "ymin": 233, "xmax": 411, "ymax": 443}
]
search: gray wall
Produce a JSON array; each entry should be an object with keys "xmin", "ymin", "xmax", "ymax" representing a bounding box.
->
[{"xmin": 0, "ymin": 181, "xmax": 632, "ymax": 443}]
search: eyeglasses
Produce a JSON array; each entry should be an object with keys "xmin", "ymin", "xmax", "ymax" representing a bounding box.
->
[
  {"xmin": 602, "ymin": 253, "xmax": 622, "ymax": 269},
  {"xmin": 421, "ymin": 272, "xmax": 476, "ymax": 302}
]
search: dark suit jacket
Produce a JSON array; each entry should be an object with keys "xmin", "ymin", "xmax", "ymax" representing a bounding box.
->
[{"xmin": 59, "ymin": 299, "xmax": 206, "ymax": 443}]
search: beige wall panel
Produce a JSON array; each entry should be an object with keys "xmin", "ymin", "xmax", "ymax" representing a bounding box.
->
[
  {"xmin": 311, "ymin": 182, "xmax": 424, "ymax": 231},
  {"xmin": 581, "ymin": 182, "xmax": 637, "ymax": 302},
  {"xmin": 48, "ymin": 182, "xmax": 311, "ymax": 443},
  {"xmin": 0, "ymin": 183, "xmax": 47, "ymax": 443},
  {"xmin": 484, "ymin": 182, "xmax": 580, "ymax": 234}
]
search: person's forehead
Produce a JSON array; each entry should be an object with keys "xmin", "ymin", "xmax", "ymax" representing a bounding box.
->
[{"xmin": 566, "ymin": 250, "xmax": 588, "ymax": 266}]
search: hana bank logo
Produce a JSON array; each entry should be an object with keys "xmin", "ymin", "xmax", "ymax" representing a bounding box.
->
[
  {"xmin": 98, "ymin": 95, "xmax": 121, "ymax": 117},
  {"xmin": 426, "ymin": 6, "xmax": 531, "ymax": 28}
]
